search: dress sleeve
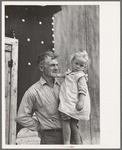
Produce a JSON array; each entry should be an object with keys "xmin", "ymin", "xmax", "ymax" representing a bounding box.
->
[
  {"xmin": 16, "ymin": 89, "xmax": 41, "ymax": 131},
  {"xmin": 77, "ymin": 76, "xmax": 87, "ymax": 96}
]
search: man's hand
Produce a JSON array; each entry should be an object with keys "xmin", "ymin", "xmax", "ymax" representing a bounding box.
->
[{"xmin": 76, "ymin": 100, "xmax": 84, "ymax": 111}]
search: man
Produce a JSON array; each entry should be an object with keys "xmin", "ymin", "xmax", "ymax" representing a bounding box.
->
[{"xmin": 16, "ymin": 50, "xmax": 63, "ymax": 144}]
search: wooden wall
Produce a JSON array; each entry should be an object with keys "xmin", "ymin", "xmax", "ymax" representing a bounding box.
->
[{"xmin": 54, "ymin": 5, "xmax": 99, "ymax": 144}]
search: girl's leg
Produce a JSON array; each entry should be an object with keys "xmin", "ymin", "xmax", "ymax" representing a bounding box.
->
[
  {"xmin": 61, "ymin": 119, "xmax": 71, "ymax": 144},
  {"xmin": 70, "ymin": 118, "xmax": 81, "ymax": 144}
]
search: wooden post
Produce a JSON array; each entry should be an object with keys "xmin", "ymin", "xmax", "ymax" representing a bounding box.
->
[{"xmin": 5, "ymin": 37, "xmax": 19, "ymax": 144}]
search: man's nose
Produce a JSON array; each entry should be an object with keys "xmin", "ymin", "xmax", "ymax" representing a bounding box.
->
[{"xmin": 54, "ymin": 65, "xmax": 58, "ymax": 70}]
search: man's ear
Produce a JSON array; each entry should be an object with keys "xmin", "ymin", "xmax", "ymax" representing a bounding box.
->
[{"xmin": 39, "ymin": 64, "xmax": 44, "ymax": 72}]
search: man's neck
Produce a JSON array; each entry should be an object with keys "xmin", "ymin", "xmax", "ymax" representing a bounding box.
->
[{"xmin": 42, "ymin": 74, "xmax": 55, "ymax": 87}]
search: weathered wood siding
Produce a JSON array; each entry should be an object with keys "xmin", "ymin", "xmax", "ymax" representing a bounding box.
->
[
  {"xmin": 5, "ymin": 37, "xmax": 19, "ymax": 144},
  {"xmin": 5, "ymin": 45, "xmax": 11, "ymax": 144},
  {"xmin": 54, "ymin": 5, "xmax": 99, "ymax": 144},
  {"xmin": 86, "ymin": 6, "xmax": 99, "ymax": 144}
]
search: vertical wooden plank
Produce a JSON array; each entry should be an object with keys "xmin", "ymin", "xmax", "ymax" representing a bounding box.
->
[
  {"xmin": 10, "ymin": 39, "xmax": 18, "ymax": 144},
  {"xmin": 86, "ymin": 5, "xmax": 100, "ymax": 144},
  {"xmin": 5, "ymin": 37, "xmax": 19, "ymax": 144},
  {"xmin": 5, "ymin": 46, "xmax": 11, "ymax": 144},
  {"xmin": 78, "ymin": 120, "xmax": 91, "ymax": 144}
]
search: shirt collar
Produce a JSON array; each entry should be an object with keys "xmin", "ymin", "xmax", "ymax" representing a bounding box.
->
[
  {"xmin": 40, "ymin": 77, "xmax": 61, "ymax": 86},
  {"xmin": 40, "ymin": 77, "xmax": 47, "ymax": 85},
  {"xmin": 55, "ymin": 78, "xmax": 61, "ymax": 86}
]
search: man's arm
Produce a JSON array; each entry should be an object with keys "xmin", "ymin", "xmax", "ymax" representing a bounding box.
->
[{"xmin": 16, "ymin": 90, "xmax": 41, "ymax": 131}]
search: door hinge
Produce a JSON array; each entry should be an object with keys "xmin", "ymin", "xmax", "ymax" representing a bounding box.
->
[{"xmin": 8, "ymin": 59, "xmax": 13, "ymax": 68}]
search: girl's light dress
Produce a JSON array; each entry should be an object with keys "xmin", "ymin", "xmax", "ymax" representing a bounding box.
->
[{"xmin": 58, "ymin": 71, "xmax": 91, "ymax": 121}]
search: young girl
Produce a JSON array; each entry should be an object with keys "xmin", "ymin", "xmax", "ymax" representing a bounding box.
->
[{"xmin": 58, "ymin": 50, "xmax": 91, "ymax": 144}]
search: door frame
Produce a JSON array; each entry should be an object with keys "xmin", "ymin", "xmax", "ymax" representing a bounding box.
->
[{"xmin": 4, "ymin": 37, "xmax": 19, "ymax": 145}]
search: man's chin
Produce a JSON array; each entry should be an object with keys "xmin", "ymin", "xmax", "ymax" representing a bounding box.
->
[{"xmin": 51, "ymin": 73, "xmax": 58, "ymax": 78}]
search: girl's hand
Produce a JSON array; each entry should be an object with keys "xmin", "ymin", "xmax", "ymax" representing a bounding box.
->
[
  {"xmin": 57, "ymin": 73, "xmax": 65, "ymax": 78},
  {"xmin": 76, "ymin": 100, "xmax": 84, "ymax": 111}
]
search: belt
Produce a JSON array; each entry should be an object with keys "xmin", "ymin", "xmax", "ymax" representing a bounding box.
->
[{"xmin": 42, "ymin": 128, "xmax": 62, "ymax": 132}]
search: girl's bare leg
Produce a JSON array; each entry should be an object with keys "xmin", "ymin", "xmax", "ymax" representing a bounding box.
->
[
  {"xmin": 70, "ymin": 118, "xmax": 81, "ymax": 144},
  {"xmin": 61, "ymin": 119, "xmax": 71, "ymax": 144}
]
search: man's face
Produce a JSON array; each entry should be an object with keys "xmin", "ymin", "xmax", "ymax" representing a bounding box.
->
[{"xmin": 42, "ymin": 56, "xmax": 58, "ymax": 78}]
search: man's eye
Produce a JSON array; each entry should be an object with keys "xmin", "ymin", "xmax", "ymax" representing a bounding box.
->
[
  {"xmin": 51, "ymin": 65, "xmax": 55, "ymax": 67},
  {"xmin": 51, "ymin": 64, "xmax": 58, "ymax": 67}
]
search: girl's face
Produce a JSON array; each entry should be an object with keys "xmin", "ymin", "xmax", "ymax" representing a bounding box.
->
[{"xmin": 71, "ymin": 56, "xmax": 86, "ymax": 72}]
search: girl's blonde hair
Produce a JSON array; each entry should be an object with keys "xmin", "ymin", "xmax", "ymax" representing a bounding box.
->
[{"xmin": 71, "ymin": 50, "xmax": 90, "ymax": 68}]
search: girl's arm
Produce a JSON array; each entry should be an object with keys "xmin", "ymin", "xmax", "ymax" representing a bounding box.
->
[
  {"xmin": 76, "ymin": 76, "xmax": 87, "ymax": 111},
  {"xmin": 76, "ymin": 93, "xmax": 85, "ymax": 111}
]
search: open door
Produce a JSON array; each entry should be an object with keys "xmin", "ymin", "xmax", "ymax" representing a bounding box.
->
[{"xmin": 5, "ymin": 37, "xmax": 18, "ymax": 144}]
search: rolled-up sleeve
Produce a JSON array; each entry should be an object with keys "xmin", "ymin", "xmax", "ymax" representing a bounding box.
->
[
  {"xmin": 16, "ymin": 90, "xmax": 41, "ymax": 131},
  {"xmin": 77, "ymin": 77, "xmax": 87, "ymax": 96}
]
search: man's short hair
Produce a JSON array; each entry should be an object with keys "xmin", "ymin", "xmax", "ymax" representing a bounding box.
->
[{"xmin": 37, "ymin": 50, "xmax": 58, "ymax": 65}]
